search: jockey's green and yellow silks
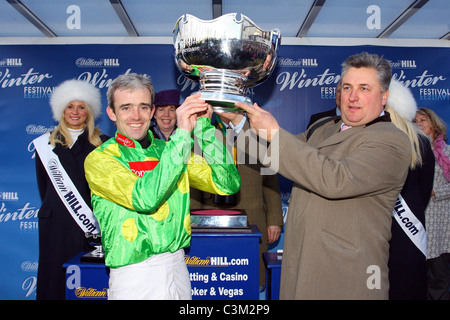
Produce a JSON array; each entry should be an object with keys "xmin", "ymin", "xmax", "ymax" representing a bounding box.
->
[{"xmin": 85, "ymin": 117, "xmax": 240, "ymax": 268}]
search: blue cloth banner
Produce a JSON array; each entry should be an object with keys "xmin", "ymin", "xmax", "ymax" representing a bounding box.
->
[{"xmin": 0, "ymin": 43, "xmax": 448, "ymax": 299}]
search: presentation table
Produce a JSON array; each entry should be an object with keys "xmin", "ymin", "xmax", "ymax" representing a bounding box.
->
[{"xmin": 64, "ymin": 225, "xmax": 261, "ymax": 300}]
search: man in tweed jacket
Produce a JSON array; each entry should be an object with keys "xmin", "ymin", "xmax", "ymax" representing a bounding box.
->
[{"xmin": 238, "ymin": 52, "xmax": 411, "ymax": 299}]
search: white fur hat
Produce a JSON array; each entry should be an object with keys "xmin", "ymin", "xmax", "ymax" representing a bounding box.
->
[
  {"xmin": 386, "ymin": 79, "xmax": 417, "ymax": 121},
  {"xmin": 50, "ymin": 79, "xmax": 102, "ymax": 122}
]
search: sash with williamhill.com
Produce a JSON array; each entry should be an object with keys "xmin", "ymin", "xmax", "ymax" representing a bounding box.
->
[
  {"xmin": 33, "ymin": 132, "xmax": 100, "ymax": 234},
  {"xmin": 393, "ymin": 194, "xmax": 427, "ymax": 256}
]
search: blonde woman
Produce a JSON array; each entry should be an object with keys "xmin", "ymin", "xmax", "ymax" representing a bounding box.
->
[
  {"xmin": 415, "ymin": 107, "xmax": 450, "ymax": 300},
  {"xmin": 386, "ymin": 80, "xmax": 435, "ymax": 300},
  {"xmin": 34, "ymin": 79, "xmax": 109, "ymax": 300}
]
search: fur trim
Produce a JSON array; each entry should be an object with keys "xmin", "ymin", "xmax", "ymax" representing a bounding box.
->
[
  {"xmin": 387, "ymin": 79, "xmax": 417, "ymax": 121},
  {"xmin": 50, "ymin": 79, "xmax": 102, "ymax": 122}
]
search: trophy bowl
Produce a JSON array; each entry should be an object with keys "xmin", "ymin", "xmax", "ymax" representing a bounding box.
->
[{"xmin": 173, "ymin": 13, "xmax": 281, "ymax": 113}]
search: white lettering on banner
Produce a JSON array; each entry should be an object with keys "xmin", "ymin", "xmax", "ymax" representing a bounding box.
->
[
  {"xmin": 276, "ymin": 69, "xmax": 340, "ymax": 91},
  {"xmin": 218, "ymin": 287, "xmax": 243, "ymax": 298},
  {"xmin": 185, "ymin": 255, "xmax": 250, "ymax": 267},
  {"xmin": 20, "ymin": 261, "xmax": 39, "ymax": 272},
  {"xmin": 0, "ymin": 68, "xmax": 52, "ymax": 88},
  {"xmin": 23, "ymin": 86, "xmax": 53, "ymax": 98},
  {"xmin": 77, "ymin": 69, "xmax": 112, "ymax": 88},
  {"xmin": 420, "ymin": 88, "xmax": 450, "ymax": 101},
  {"xmin": 209, "ymin": 257, "xmax": 249, "ymax": 266},
  {"xmin": 29, "ymin": 141, "xmax": 37, "ymax": 159},
  {"xmin": 277, "ymin": 57, "xmax": 319, "ymax": 67},
  {"xmin": 0, "ymin": 67, "xmax": 137, "ymax": 91},
  {"xmin": 26, "ymin": 124, "xmax": 54, "ymax": 135},
  {"xmin": 78, "ymin": 68, "xmax": 131, "ymax": 88},
  {"xmin": 0, "ymin": 192, "xmax": 18, "ymax": 201},
  {"xmin": 275, "ymin": 68, "xmax": 446, "ymax": 92},
  {"xmin": 19, "ymin": 221, "xmax": 38, "ymax": 232},
  {"xmin": 321, "ymin": 86, "xmax": 337, "ymax": 99},
  {"xmin": 190, "ymin": 272, "xmax": 209, "ymax": 283},
  {"xmin": 75, "ymin": 57, "xmax": 120, "ymax": 67},
  {"xmin": 21, "ymin": 261, "xmax": 38, "ymax": 272},
  {"xmin": 0, "ymin": 58, "xmax": 23, "ymax": 67},
  {"xmin": 391, "ymin": 60, "xmax": 418, "ymax": 69},
  {"xmin": 219, "ymin": 272, "xmax": 248, "ymax": 281},
  {"xmin": 176, "ymin": 60, "xmax": 448, "ymax": 104},
  {"xmin": 103, "ymin": 58, "xmax": 119, "ymax": 66},
  {"xmin": 187, "ymin": 253, "xmax": 252, "ymax": 298},
  {"xmin": 0, "ymin": 202, "xmax": 38, "ymax": 223},
  {"xmin": 177, "ymin": 74, "xmax": 199, "ymax": 91},
  {"xmin": 22, "ymin": 277, "xmax": 37, "ymax": 298},
  {"xmin": 76, "ymin": 57, "xmax": 104, "ymax": 67},
  {"xmin": 393, "ymin": 70, "xmax": 446, "ymax": 87}
]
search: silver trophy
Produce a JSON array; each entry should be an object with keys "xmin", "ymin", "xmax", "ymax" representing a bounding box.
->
[{"xmin": 173, "ymin": 13, "xmax": 281, "ymax": 112}]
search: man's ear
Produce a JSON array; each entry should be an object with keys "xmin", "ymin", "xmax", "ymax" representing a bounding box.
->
[
  {"xmin": 382, "ymin": 89, "xmax": 389, "ymax": 107},
  {"xmin": 106, "ymin": 106, "xmax": 116, "ymax": 122}
]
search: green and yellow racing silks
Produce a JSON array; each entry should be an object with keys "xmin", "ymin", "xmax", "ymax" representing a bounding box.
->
[{"xmin": 85, "ymin": 117, "xmax": 240, "ymax": 268}]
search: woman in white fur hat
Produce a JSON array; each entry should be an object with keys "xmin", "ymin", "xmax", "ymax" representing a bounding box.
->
[
  {"xmin": 34, "ymin": 79, "xmax": 109, "ymax": 300},
  {"xmin": 386, "ymin": 79, "xmax": 435, "ymax": 300}
]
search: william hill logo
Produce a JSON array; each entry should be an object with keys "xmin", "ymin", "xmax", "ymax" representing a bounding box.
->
[
  {"xmin": 103, "ymin": 58, "xmax": 119, "ymax": 66},
  {"xmin": 75, "ymin": 57, "xmax": 120, "ymax": 67},
  {"xmin": 0, "ymin": 58, "xmax": 23, "ymax": 67},
  {"xmin": 75, "ymin": 287, "xmax": 108, "ymax": 299},
  {"xmin": 390, "ymin": 59, "xmax": 417, "ymax": 69}
]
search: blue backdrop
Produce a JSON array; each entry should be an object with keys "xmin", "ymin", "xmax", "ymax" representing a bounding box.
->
[{"xmin": 0, "ymin": 42, "xmax": 448, "ymax": 299}]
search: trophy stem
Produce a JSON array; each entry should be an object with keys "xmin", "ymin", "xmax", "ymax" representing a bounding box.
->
[
  {"xmin": 198, "ymin": 69, "xmax": 251, "ymax": 113},
  {"xmin": 200, "ymin": 69, "xmax": 245, "ymax": 95}
]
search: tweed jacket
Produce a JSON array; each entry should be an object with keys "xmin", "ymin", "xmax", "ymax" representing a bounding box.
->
[
  {"xmin": 307, "ymin": 107, "xmax": 338, "ymax": 128},
  {"xmin": 270, "ymin": 115, "xmax": 411, "ymax": 299}
]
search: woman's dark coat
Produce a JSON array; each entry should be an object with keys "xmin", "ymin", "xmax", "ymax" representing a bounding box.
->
[
  {"xmin": 35, "ymin": 129, "xmax": 108, "ymax": 300},
  {"xmin": 388, "ymin": 134, "xmax": 435, "ymax": 300}
]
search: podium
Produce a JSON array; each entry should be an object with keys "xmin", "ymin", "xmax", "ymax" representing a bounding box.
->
[
  {"xmin": 64, "ymin": 225, "xmax": 261, "ymax": 300},
  {"xmin": 263, "ymin": 252, "xmax": 282, "ymax": 300}
]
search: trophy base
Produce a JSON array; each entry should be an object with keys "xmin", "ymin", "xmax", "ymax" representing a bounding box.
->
[
  {"xmin": 190, "ymin": 209, "xmax": 248, "ymax": 229},
  {"xmin": 80, "ymin": 245, "xmax": 105, "ymax": 263},
  {"xmin": 80, "ymin": 250, "xmax": 105, "ymax": 263},
  {"xmin": 197, "ymin": 91, "xmax": 251, "ymax": 113}
]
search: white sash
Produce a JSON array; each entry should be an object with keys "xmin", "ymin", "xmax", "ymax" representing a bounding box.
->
[
  {"xmin": 392, "ymin": 194, "xmax": 427, "ymax": 256},
  {"xmin": 33, "ymin": 132, "xmax": 100, "ymax": 234}
]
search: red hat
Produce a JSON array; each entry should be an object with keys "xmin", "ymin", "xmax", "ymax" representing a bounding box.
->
[{"xmin": 154, "ymin": 89, "xmax": 181, "ymax": 107}]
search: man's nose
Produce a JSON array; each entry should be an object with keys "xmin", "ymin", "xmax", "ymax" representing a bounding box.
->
[
  {"xmin": 348, "ymin": 89, "xmax": 359, "ymax": 101},
  {"xmin": 130, "ymin": 107, "xmax": 141, "ymax": 119}
]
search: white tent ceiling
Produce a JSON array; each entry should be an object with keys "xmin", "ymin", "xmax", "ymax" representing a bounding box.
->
[{"xmin": 0, "ymin": 0, "xmax": 448, "ymax": 41}]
